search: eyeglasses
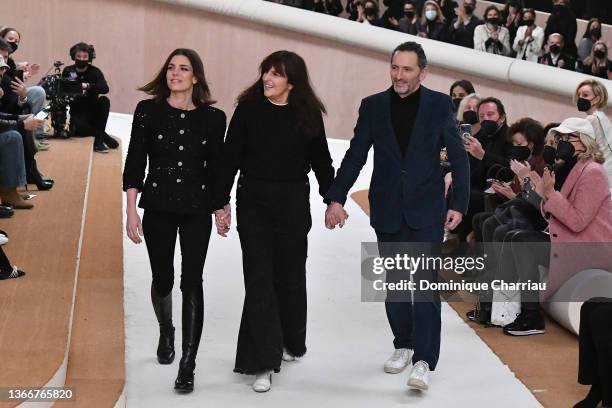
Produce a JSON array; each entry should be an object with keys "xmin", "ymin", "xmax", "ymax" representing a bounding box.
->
[{"xmin": 553, "ymin": 133, "xmax": 580, "ymax": 142}]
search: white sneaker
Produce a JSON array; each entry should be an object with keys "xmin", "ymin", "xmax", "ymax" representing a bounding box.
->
[
  {"xmin": 252, "ymin": 371, "xmax": 272, "ymax": 393},
  {"xmin": 407, "ymin": 360, "xmax": 430, "ymax": 391},
  {"xmin": 0, "ymin": 234, "xmax": 7, "ymax": 246},
  {"xmin": 383, "ymin": 348, "xmax": 412, "ymax": 374},
  {"xmin": 282, "ymin": 348, "xmax": 295, "ymax": 362}
]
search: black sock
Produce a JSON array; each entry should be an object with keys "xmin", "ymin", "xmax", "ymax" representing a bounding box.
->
[{"xmin": 574, "ymin": 384, "xmax": 602, "ymax": 408}]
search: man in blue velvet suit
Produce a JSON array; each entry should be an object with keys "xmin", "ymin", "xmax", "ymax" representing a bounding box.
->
[{"xmin": 324, "ymin": 42, "xmax": 470, "ymax": 391}]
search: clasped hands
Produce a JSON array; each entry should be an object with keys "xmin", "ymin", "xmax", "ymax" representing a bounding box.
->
[
  {"xmin": 214, "ymin": 204, "xmax": 231, "ymax": 237},
  {"xmin": 325, "ymin": 202, "xmax": 349, "ymax": 230}
]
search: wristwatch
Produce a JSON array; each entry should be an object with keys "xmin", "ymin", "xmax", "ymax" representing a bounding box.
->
[{"xmin": 18, "ymin": 95, "xmax": 28, "ymax": 104}]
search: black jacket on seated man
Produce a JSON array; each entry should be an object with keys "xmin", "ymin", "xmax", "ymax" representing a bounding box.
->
[
  {"xmin": 538, "ymin": 52, "xmax": 576, "ymax": 71},
  {"xmin": 470, "ymin": 123, "xmax": 511, "ymax": 191}
]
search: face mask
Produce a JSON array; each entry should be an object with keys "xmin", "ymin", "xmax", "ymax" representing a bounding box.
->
[
  {"xmin": 425, "ymin": 10, "xmax": 437, "ymax": 21},
  {"xmin": 365, "ymin": 7, "xmax": 376, "ymax": 17},
  {"xmin": 542, "ymin": 145, "xmax": 557, "ymax": 165},
  {"xmin": 577, "ymin": 97, "xmax": 592, "ymax": 112},
  {"xmin": 556, "ymin": 140, "xmax": 576, "ymax": 162},
  {"xmin": 405, "ymin": 10, "xmax": 415, "ymax": 19},
  {"xmin": 486, "ymin": 17, "xmax": 499, "ymax": 26},
  {"xmin": 510, "ymin": 146, "xmax": 531, "ymax": 161},
  {"xmin": 523, "ymin": 19, "xmax": 534, "ymax": 27},
  {"xmin": 464, "ymin": 5, "xmax": 474, "ymax": 14},
  {"xmin": 594, "ymin": 49, "xmax": 606, "ymax": 59},
  {"xmin": 7, "ymin": 42, "xmax": 17, "ymax": 53},
  {"xmin": 553, "ymin": 4, "xmax": 566, "ymax": 12},
  {"xmin": 452, "ymin": 98, "xmax": 462, "ymax": 111},
  {"xmin": 550, "ymin": 44, "xmax": 561, "ymax": 54},
  {"xmin": 463, "ymin": 110, "xmax": 479, "ymax": 125},
  {"xmin": 480, "ymin": 120, "xmax": 499, "ymax": 136},
  {"xmin": 591, "ymin": 27, "xmax": 602, "ymax": 39},
  {"xmin": 75, "ymin": 60, "xmax": 89, "ymax": 69}
]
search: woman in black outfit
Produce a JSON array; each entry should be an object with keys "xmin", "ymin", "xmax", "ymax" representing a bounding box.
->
[
  {"xmin": 123, "ymin": 49, "xmax": 226, "ymax": 393},
  {"xmin": 213, "ymin": 51, "xmax": 334, "ymax": 393}
]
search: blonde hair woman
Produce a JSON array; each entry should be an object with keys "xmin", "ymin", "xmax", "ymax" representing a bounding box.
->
[
  {"xmin": 574, "ymin": 79, "xmax": 612, "ymax": 186},
  {"xmin": 415, "ymin": 0, "xmax": 448, "ymax": 42},
  {"xmin": 581, "ymin": 41, "xmax": 612, "ymax": 80}
]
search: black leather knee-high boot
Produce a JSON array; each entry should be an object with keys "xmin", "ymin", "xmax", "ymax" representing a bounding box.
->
[
  {"xmin": 151, "ymin": 285, "xmax": 175, "ymax": 364},
  {"xmin": 174, "ymin": 286, "xmax": 204, "ymax": 393}
]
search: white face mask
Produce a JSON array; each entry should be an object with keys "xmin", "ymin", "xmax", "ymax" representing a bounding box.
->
[{"xmin": 425, "ymin": 10, "xmax": 437, "ymax": 21}]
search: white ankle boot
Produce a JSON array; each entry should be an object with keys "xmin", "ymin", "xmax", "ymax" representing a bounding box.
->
[{"xmin": 252, "ymin": 371, "xmax": 272, "ymax": 393}]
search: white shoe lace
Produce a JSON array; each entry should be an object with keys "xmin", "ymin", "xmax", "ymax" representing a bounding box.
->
[
  {"xmin": 390, "ymin": 349, "xmax": 408, "ymax": 362},
  {"xmin": 413, "ymin": 361, "xmax": 429, "ymax": 377}
]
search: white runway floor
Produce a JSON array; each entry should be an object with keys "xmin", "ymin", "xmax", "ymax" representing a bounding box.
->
[{"xmin": 109, "ymin": 113, "xmax": 542, "ymax": 408}]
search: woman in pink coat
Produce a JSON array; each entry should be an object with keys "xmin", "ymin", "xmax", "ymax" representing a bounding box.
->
[{"xmin": 498, "ymin": 117, "xmax": 612, "ymax": 337}]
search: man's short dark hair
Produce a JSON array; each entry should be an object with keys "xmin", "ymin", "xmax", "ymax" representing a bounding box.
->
[
  {"xmin": 0, "ymin": 39, "xmax": 10, "ymax": 52},
  {"xmin": 391, "ymin": 42, "xmax": 427, "ymax": 69},
  {"xmin": 478, "ymin": 97, "xmax": 507, "ymax": 119}
]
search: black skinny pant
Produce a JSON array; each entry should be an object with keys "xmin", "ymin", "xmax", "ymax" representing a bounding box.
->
[
  {"xmin": 70, "ymin": 96, "xmax": 110, "ymax": 143},
  {"xmin": 579, "ymin": 298, "xmax": 612, "ymax": 405},
  {"xmin": 142, "ymin": 209, "xmax": 212, "ymax": 297},
  {"xmin": 234, "ymin": 176, "xmax": 311, "ymax": 375}
]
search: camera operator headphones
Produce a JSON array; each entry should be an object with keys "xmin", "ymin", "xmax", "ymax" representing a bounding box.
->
[{"xmin": 69, "ymin": 42, "xmax": 96, "ymax": 62}]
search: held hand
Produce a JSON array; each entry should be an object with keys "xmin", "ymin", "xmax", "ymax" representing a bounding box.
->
[
  {"xmin": 325, "ymin": 202, "xmax": 348, "ymax": 230},
  {"xmin": 214, "ymin": 204, "xmax": 231, "ymax": 237},
  {"xmin": 464, "ymin": 135, "xmax": 485, "ymax": 160},
  {"xmin": 23, "ymin": 116, "xmax": 44, "ymax": 131},
  {"xmin": 10, "ymin": 77, "xmax": 27, "ymax": 98},
  {"xmin": 510, "ymin": 159, "xmax": 531, "ymax": 181},
  {"xmin": 445, "ymin": 209, "xmax": 463, "ymax": 231},
  {"xmin": 126, "ymin": 209, "xmax": 144, "ymax": 244}
]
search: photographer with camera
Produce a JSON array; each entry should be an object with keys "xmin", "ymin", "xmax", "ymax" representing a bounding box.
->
[{"xmin": 62, "ymin": 42, "xmax": 118, "ymax": 153}]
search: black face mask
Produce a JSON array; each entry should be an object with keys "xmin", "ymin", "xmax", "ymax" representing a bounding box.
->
[
  {"xmin": 594, "ymin": 50, "xmax": 606, "ymax": 59},
  {"xmin": 463, "ymin": 110, "xmax": 479, "ymax": 125},
  {"xmin": 405, "ymin": 10, "xmax": 415, "ymax": 19},
  {"xmin": 522, "ymin": 19, "xmax": 534, "ymax": 27},
  {"xmin": 464, "ymin": 5, "xmax": 474, "ymax": 14},
  {"xmin": 542, "ymin": 145, "xmax": 557, "ymax": 165},
  {"xmin": 590, "ymin": 27, "xmax": 602, "ymax": 39},
  {"xmin": 510, "ymin": 146, "xmax": 531, "ymax": 161},
  {"xmin": 486, "ymin": 18, "xmax": 499, "ymax": 26},
  {"xmin": 577, "ymin": 97, "xmax": 592, "ymax": 112},
  {"xmin": 75, "ymin": 60, "xmax": 89, "ymax": 69},
  {"xmin": 553, "ymin": 4, "xmax": 566, "ymax": 13},
  {"xmin": 556, "ymin": 140, "xmax": 576, "ymax": 162},
  {"xmin": 452, "ymin": 98, "xmax": 462, "ymax": 111},
  {"xmin": 480, "ymin": 120, "xmax": 499, "ymax": 136},
  {"xmin": 7, "ymin": 42, "xmax": 17, "ymax": 53},
  {"xmin": 550, "ymin": 44, "xmax": 561, "ymax": 54},
  {"xmin": 365, "ymin": 7, "xmax": 376, "ymax": 17}
]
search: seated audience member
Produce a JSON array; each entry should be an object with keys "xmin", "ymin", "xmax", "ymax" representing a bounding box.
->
[
  {"xmin": 500, "ymin": 0, "xmax": 525, "ymax": 50},
  {"xmin": 357, "ymin": 0, "xmax": 384, "ymax": 26},
  {"xmin": 455, "ymin": 97, "xmax": 512, "ymax": 241},
  {"xmin": 391, "ymin": 1, "xmax": 419, "ymax": 35},
  {"xmin": 0, "ymin": 55, "xmax": 50, "ymax": 192},
  {"xmin": 437, "ymin": 0, "xmax": 459, "ymax": 26},
  {"xmin": 575, "ymin": 298, "xmax": 612, "ymax": 408},
  {"xmin": 578, "ymin": 41, "xmax": 612, "ymax": 80},
  {"xmin": 577, "ymin": 18, "xmax": 602, "ymax": 65},
  {"xmin": 513, "ymin": 8, "xmax": 544, "ymax": 61},
  {"xmin": 415, "ymin": 0, "xmax": 448, "ymax": 42},
  {"xmin": 0, "ymin": 245, "xmax": 24, "ymax": 280},
  {"xmin": 62, "ymin": 42, "xmax": 118, "ymax": 153},
  {"xmin": 449, "ymin": 79, "xmax": 475, "ymax": 112},
  {"xmin": 539, "ymin": 33, "xmax": 576, "ymax": 70},
  {"xmin": 448, "ymin": 0, "xmax": 483, "ymax": 49},
  {"xmin": 346, "ymin": 0, "xmax": 360, "ymax": 20},
  {"xmin": 312, "ymin": 0, "xmax": 343, "ymax": 16},
  {"xmin": 575, "ymin": 79, "xmax": 612, "ymax": 187},
  {"xmin": 474, "ymin": 5, "xmax": 513, "ymax": 56},
  {"xmin": 500, "ymin": 118, "xmax": 612, "ymax": 336},
  {"xmin": 456, "ymin": 93, "xmax": 482, "ymax": 127},
  {"xmin": 544, "ymin": 0, "xmax": 578, "ymax": 58},
  {"xmin": 380, "ymin": 0, "xmax": 409, "ymax": 29}
]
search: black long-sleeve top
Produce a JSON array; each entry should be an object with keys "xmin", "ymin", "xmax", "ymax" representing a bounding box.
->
[
  {"xmin": 390, "ymin": 87, "xmax": 420, "ymax": 155},
  {"xmin": 122, "ymin": 99, "xmax": 227, "ymax": 214},
  {"xmin": 213, "ymin": 97, "xmax": 334, "ymax": 209},
  {"xmin": 470, "ymin": 123, "xmax": 511, "ymax": 191},
  {"xmin": 62, "ymin": 64, "xmax": 109, "ymax": 95}
]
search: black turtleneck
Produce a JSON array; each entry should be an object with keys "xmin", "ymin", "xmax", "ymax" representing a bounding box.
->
[{"xmin": 390, "ymin": 86, "xmax": 421, "ymax": 155}]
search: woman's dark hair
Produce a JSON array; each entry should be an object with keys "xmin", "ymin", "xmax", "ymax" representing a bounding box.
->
[
  {"xmin": 522, "ymin": 8, "xmax": 536, "ymax": 20},
  {"xmin": 583, "ymin": 18, "xmax": 601, "ymax": 39},
  {"xmin": 138, "ymin": 48, "xmax": 215, "ymax": 106},
  {"xmin": 0, "ymin": 27, "xmax": 21, "ymax": 41},
  {"xmin": 483, "ymin": 5, "xmax": 500, "ymax": 21},
  {"xmin": 507, "ymin": 117, "xmax": 545, "ymax": 155},
  {"xmin": 449, "ymin": 80, "xmax": 475, "ymax": 97},
  {"xmin": 237, "ymin": 50, "xmax": 326, "ymax": 138}
]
